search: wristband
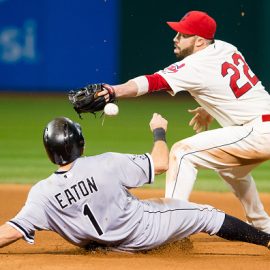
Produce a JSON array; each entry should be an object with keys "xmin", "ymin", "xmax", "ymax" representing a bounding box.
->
[
  {"xmin": 153, "ymin": 128, "xmax": 166, "ymax": 142},
  {"xmin": 131, "ymin": 76, "xmax": 149, "ymax": 96}
]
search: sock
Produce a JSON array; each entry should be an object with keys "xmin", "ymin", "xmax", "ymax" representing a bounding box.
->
[{"xmin": 216, "ymin": 214, "xmax": 270, "ymax": 247}]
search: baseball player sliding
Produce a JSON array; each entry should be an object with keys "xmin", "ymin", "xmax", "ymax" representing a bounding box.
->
[
  {"xmin": 0, "ymin": 114, "xmax": 270, "ymax": 251},
  {"xmin": 75, "ymin": 10, "xmax": 270, "ymax": 233}
]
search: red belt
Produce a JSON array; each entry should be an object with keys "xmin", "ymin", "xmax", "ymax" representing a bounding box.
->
[{"xmin": 262, "ymin": 114, "xmax": 270, "ymax": 122}]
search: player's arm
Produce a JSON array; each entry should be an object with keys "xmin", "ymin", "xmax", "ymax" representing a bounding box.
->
[
  {"xmin": 98, "ymin": 74, "xmax": 172, "ymax": 100},
  {"xmin": 149, "ymin": 113, "xmax": 169, "ymax": 175},
  {"xmin": 111, "ymin": 80, "xmax": 139, "ymax": 97},
  {"xmin": 0, "ymin": 223, "xmax": 23, "ymax": 248},
  {"xmin": 118, "ymin": 113, "xmax": 168, "ymax": 188}
]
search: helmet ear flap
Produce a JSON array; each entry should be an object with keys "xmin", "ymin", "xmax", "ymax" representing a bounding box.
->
[
  {"xmin": 43, "ymin": 117, "xmax": 85, "ymax": 165},
  {"xmin": 74, "ymin": 122, "xmax": 85, "ymax": 149}
]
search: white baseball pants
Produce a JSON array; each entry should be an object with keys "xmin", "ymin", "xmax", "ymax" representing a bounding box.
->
[
  {"xmin": 117, "ymin": 198, "xmax": 225, "ymax": 251},
  {"xmin": 165, "ymin": 117, "xmax": 270, "ymax": 233}
]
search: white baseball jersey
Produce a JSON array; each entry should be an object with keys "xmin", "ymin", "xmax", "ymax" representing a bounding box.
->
[
  {"xmin": 140, "ymin": 40, "xmax": 270, "ymax": 233},
  {"xmin": 158, "ymin": 40, "xmax": 270, "ymax": 127},
  {"xmin": 7, "ymin": 153, "xmax": 225, "ymax": 251}
]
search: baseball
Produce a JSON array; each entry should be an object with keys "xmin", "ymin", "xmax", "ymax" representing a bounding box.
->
[{"xmin": 104, "ymin": 103, "xmax": 119, "ymax": 116}]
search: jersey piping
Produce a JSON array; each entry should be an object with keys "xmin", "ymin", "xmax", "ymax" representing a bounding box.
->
[
  {"xmin": 144, "ymin": 154, "xmax": 152, "ymax": 183},
  {"xmin": 144, "ymin": 207, "xmax": 224, "ymax": 214},
  {"xmin": 54, "ymin": 171, "xmax": 68, "ymax": 174}
]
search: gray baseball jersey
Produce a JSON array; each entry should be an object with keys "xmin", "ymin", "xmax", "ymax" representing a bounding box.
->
[{"xmin": 8, "ymin": 152, "xmax": 225, "ymax": 251}]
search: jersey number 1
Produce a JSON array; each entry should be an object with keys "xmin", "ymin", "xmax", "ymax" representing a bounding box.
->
[
  {"xmin": 83, "ymin": 204, "xmax": 103, "ymax": 236},
  {"xmin": 221, "ymin": 53, "xmax": 259, "ymax": 98}
]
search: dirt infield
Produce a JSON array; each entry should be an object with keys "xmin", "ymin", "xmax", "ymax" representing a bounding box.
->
[{"xmin": 0, "ymin": 185, "xmax": 269, "ymax": 269}]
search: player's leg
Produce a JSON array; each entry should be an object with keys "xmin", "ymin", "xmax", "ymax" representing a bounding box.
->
[
  {"xmin": 157, "ymin": 199, "xmax": 270, "ymax": 249},
  {"xmin": 165, "ymin": 140, "xmax": 198, "ymax": 199},
  {"xmin": 119, "ymin": 198, "xmax": 225, "ymax": 250},
  {"xmin": 165, "ymin": 124, "xmax": 270, "ymax": 232},
  {"xmin": 165, "ymin": 125, "xmax": 255, "ymax": 199},
  {"xmin": 123, "ymin": 199, "xmax": 270, "ymax": 251},
  {"xmin": 218, "ymin": 165, "xmax": 270, "ymax": 233},
  {"xmin": 217, "ymin": 214, "xmax": 270, "ymax": 248}
]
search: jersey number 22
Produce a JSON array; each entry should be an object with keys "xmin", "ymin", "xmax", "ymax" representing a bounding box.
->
[{"xmin": 221, "ymin": 53, "xmax": 259, "ymax": 98}]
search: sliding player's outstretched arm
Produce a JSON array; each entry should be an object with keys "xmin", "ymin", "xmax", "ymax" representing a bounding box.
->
[{"xmin": 0, "ymin": 223, "xmax": 23, "ymax": 248}]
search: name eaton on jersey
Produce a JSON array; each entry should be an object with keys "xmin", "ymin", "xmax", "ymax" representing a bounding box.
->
[{"xmin": 54, "ymin": 177, "xmax": 98, "ymax": 209}]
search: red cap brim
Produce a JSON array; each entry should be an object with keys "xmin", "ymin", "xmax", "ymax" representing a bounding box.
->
[{"xmin": 166, "ymin": 21, "xmax": 195, "ymax": 35}]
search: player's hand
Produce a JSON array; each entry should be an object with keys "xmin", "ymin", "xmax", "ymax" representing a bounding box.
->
[
  {"xmin": 96, "ymin": 84, "xmax": 115, "ymax": 103},
  {"xmin": 68, "ymin": 83, "xmax": 116, "ymax": 117},
  {"xmin": 149, "ymin": 113, "xmax": 168, "ymax": 132},
  {"xmin": 188, "ymin": 107, "xmax": 213, "ymax": 133}
]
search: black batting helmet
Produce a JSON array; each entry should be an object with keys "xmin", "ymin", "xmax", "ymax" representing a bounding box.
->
[{"xmin": 43, "ymin": 117, "xmax": 85, "ymax": 165}]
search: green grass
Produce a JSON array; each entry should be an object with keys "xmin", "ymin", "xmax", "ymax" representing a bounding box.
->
[{"xmin": 0, "ymin": 93, "xmax": 269, "ymax": 192}]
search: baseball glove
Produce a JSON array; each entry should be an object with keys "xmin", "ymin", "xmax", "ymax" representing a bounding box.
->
[{"xmin": 68, "ymin": 83, "xmax": 116, "ymax": 117}]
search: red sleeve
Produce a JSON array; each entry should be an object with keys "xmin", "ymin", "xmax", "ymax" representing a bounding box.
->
[{"xmin": 145, "ymin": 74, "xmax": 171, "ymax": 92}]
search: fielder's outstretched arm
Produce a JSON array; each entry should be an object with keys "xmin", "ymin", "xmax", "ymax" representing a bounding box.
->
[
  {"xmin": 113, "ymin": 80, "xmax": 139, "ymax": 97},
  {"xmin": 0, "ymin": 223, "xmax": 23, "ymax": 248},
  {"xmin": 112, "ymin": 74, "xmax": 171, "ymax": 98},
  {"xmin": 96, "ymin": 80, "xmax": 138, "ymax": 102},
  {"xmin": 97, "ymin": 74, "xmax": 171, "ymax": 101}
]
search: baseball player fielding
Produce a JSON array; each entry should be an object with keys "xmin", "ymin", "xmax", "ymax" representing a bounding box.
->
[{"xmin": 84, "ymin": 10, "xmax": 270, "ymax": 234}]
